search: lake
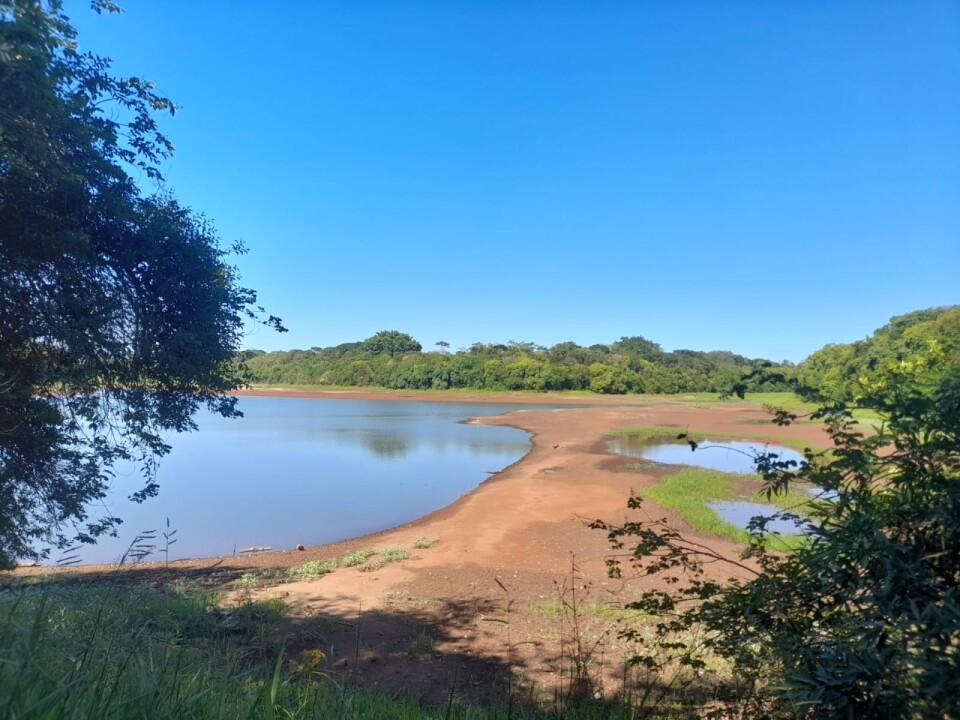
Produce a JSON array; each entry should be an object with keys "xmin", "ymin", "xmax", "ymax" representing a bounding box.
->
[{"xmin": 59, "ymin": 397, "xmax": 538, "ymax": 565}]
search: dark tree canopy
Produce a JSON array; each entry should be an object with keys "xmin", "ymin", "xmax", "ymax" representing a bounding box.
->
[{"xmin": 0, "ymin": 1, "xmax": 282, "ymax": 567}]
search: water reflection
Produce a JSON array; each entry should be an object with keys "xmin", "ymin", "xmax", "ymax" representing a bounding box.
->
[
  {"xmin": 709, "ymin": 501, "xmax": 809, "ymax": 535},
  {"xmin": 62, "ymin": 397, "xmax": 539, "ymax": 565},
  {"xmin": 608, "ymin": 437, "xmax": 804, "ymax": 474}
]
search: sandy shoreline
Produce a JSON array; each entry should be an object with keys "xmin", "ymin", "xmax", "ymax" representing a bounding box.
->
[
  {"xmin": 16, "ymin": 388, "xmax": 827, "ymax": 582},
  {"xmin": 7, "ymin": 389, "xmax": 831, "ymax": 700}
]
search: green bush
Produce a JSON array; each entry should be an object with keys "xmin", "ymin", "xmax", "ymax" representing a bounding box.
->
[
  {"xmin": 285, "ymin": 559, "xmax": 336, "ymax": 581},
  {"xmin": 596, "ymin": 352, "xmax": 960, "ymax": 718},
  {"xmin": 341, "ymin": 547, "xmax": 375, "ymax": 567}
]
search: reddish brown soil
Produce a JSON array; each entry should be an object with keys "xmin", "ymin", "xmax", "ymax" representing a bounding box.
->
[{"xmin": 8, "ymin": 391, "xmax": 830, "ymax": 706}]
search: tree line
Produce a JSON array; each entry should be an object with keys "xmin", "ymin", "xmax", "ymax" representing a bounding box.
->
[
  {"xmin": 242, "ymin": 330, "xmax": 796, "ymax": 394},
  {"xmin": 243, "ymin": 308, "xmax": 960, "ymax": 396}
]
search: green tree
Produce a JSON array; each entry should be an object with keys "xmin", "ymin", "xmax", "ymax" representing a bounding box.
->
[
  {"xmin": 360, "ymin": 330, "xmax": 422, "ymax": 356},
  {"xmin": 799, "ymin": 306, "xmax": 959, "ymax": 401},
  {"xmin": 611, "ymin": 335, "xmax": 663, "ymax": 360},
  {"xmin": 0, "ymin": 1, "xmax": 282, "ymax": 567},
  {"xmin": 594, "ymin": 351, "xmax": 960, "ymax": 717}
]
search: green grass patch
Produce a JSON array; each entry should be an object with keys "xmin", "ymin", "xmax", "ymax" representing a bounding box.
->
[
  {"xmin": 531, "ymin": 599, "xmax": 652, "ymax": 622},
  {"xmin": 341, "ymin": 547, "xmax": 376, "ymax": 567},
  {"xmin": 412, "ymin": 536, "xmax": 438, "ymax": 549},
  {"xmin": 285, "ymin": 559, "xmax": 336, "ymax": 581},
  {"xmin": 642, "ymin": 467, "xmax": 812, "ymax": 550},
  {"xmin": 359, "ymin": 545, "xmax": 410, "ymax": 571},
  {"xmin": 379, "ymin": 545, "xmax": 410, "ymax": 563}
]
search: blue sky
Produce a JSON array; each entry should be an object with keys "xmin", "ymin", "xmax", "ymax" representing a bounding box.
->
[{"xmin": 69, "ymin": 1, "xmax": 958, "ymax": 362}]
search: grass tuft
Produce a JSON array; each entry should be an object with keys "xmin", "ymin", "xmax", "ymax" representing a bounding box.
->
[
  {"xmin": 286, "ymin": 559, "xmax": 336, "ymax": 581},
  {"xmin": 412, "ymin": 536, "xmax": 438, "ymax": 549},
  {"xmin": 379, "ymin": 545, "xmax": 409, "ymax": 563},
  {"xmin": 359, "ymin": 545, "xmax": 410, "ymax": 571},
  {"xmin": 341, "ymin": 547, "xmax": 376, "ymax": 567}
]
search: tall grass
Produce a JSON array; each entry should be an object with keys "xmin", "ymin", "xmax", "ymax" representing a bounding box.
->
[{"xmin": 1, "ymin": 582, "xmax": 668, "ymax": 719}]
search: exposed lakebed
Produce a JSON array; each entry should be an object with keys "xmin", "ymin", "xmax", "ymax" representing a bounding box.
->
[{"xmin": 61, "ymin": 397, "xmax": 541, "ymax": 565}]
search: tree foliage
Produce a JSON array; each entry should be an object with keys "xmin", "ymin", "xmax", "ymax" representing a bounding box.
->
[
  {"xmin": 799, "ymin": 306, "xmax": 960, "ymax": 401},
  {"xmin": 593, "ymin": 348, "xmax": 960, "ymax": 717},
  {"xmin": 360, "ymin": 330, "xmax": 422, "ymax": 357},
  {"xmin": 244, "ymin": 332, "xmax": 789, "ymax": 394},
  {"xmin": 0, "ymin": 1, "xmax": 282, "ymax": 567}
]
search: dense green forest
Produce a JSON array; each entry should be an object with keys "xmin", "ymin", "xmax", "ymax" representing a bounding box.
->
[
  {"xmin": 799, "ymin": 305, "xmax": 960, "ymax": 401},
  {"xmin": 242, "ymin": 330, "xmax": 795, "ymax": 394},
  {"xmin": 243, "ymin": 307, "xmax": 960, "ymax": 396}
]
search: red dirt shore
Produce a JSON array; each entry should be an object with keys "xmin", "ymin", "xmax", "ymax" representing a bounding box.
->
[{"xmin": 8, "ymin": 390, "xmax": 831, "ymax": 704}]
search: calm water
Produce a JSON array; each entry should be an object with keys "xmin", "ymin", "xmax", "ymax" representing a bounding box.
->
[
  {"xmin": 60, "ymin": 397, "xmax": 539, "ymax": 565},
  {"xmin": 709, "ymin": 501, "xmax": 808, "ymax": 535},
  {"xmin": 607, "ymin": 437, "xmax": 805, "ymax": 474}
]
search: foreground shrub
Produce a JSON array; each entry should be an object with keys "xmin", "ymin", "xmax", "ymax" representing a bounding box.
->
[{"xmin": 595, "ymin": 353, "xmax": 960, "ymax": 718}]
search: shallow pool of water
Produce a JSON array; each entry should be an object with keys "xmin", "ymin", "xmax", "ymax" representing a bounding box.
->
[
  {"xmin": 708, "ymin": 501, "xmax": 808, "ymax": 535},
  {"xmin": 52, "ymin": 397, "xmax": 543, "ymax": 565},
  {"xmin": 608, "ymin": 437, "xmax": 804, "ymax": 474}
]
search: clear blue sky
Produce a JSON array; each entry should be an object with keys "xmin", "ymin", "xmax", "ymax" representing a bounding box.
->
[{"xmin": 69, "ymin": 1, "xmax": 958, "ymax": 362}]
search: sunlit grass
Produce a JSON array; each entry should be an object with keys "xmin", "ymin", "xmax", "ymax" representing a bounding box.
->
[
  {"xmin": 1, "ymin": 583, "xmax": 662, "ymax": 719},
  {"xmin": 286, "ymin": 559, "xmax": 337, "ymax": 581},
  {"xmin": 642, "ymin": 468, "xmax": 812, "ymax": 551},
  {"xmin": 341, "ymin": 547, "xmax": 376, "ymax": 567},
  {"xmin": 531, "ymin": 599, "xmax": 652, "ymax": 622}
]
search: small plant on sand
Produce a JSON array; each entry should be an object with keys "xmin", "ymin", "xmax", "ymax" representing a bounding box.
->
[
  {"xmin": 237, "ymin": 572, "xmax": 259, "ymax": 593},
  {"xmin": 379, "ymin": 545, "xmax": 409, "ymax": 563},
  {"xmin": 341, "ymin": 547, "xmax": 375, "ymax": 567},
  {"xmin": 409, "ymin": 631, "xmax": 435, "ymax": 656},
  {"xmin": 377, "ymin": 545, "xmax": 410, "ymax": 565},
  {"xmin": 286, "ymin": 559, "xmax": 336, "ymax": 581},
  {"xmin": 412, "ymin": 536, "xmax": 438, "ymax": 549},
  {"xmin": 360, "ymin": 545, "xmax": 409, "ymax": 571}
]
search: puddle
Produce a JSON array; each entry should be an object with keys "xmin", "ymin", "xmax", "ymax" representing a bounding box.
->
[
  {"xmin": 608, "ymin": 437, "xmax": 804, "ymax": 474},
  {"xmin": 709, "ymin": 501, "xmax": 809, "ymax": 534},
  {"xmin": 805, "ymin": 486, "xmax": 838, "ymax": 500}
]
